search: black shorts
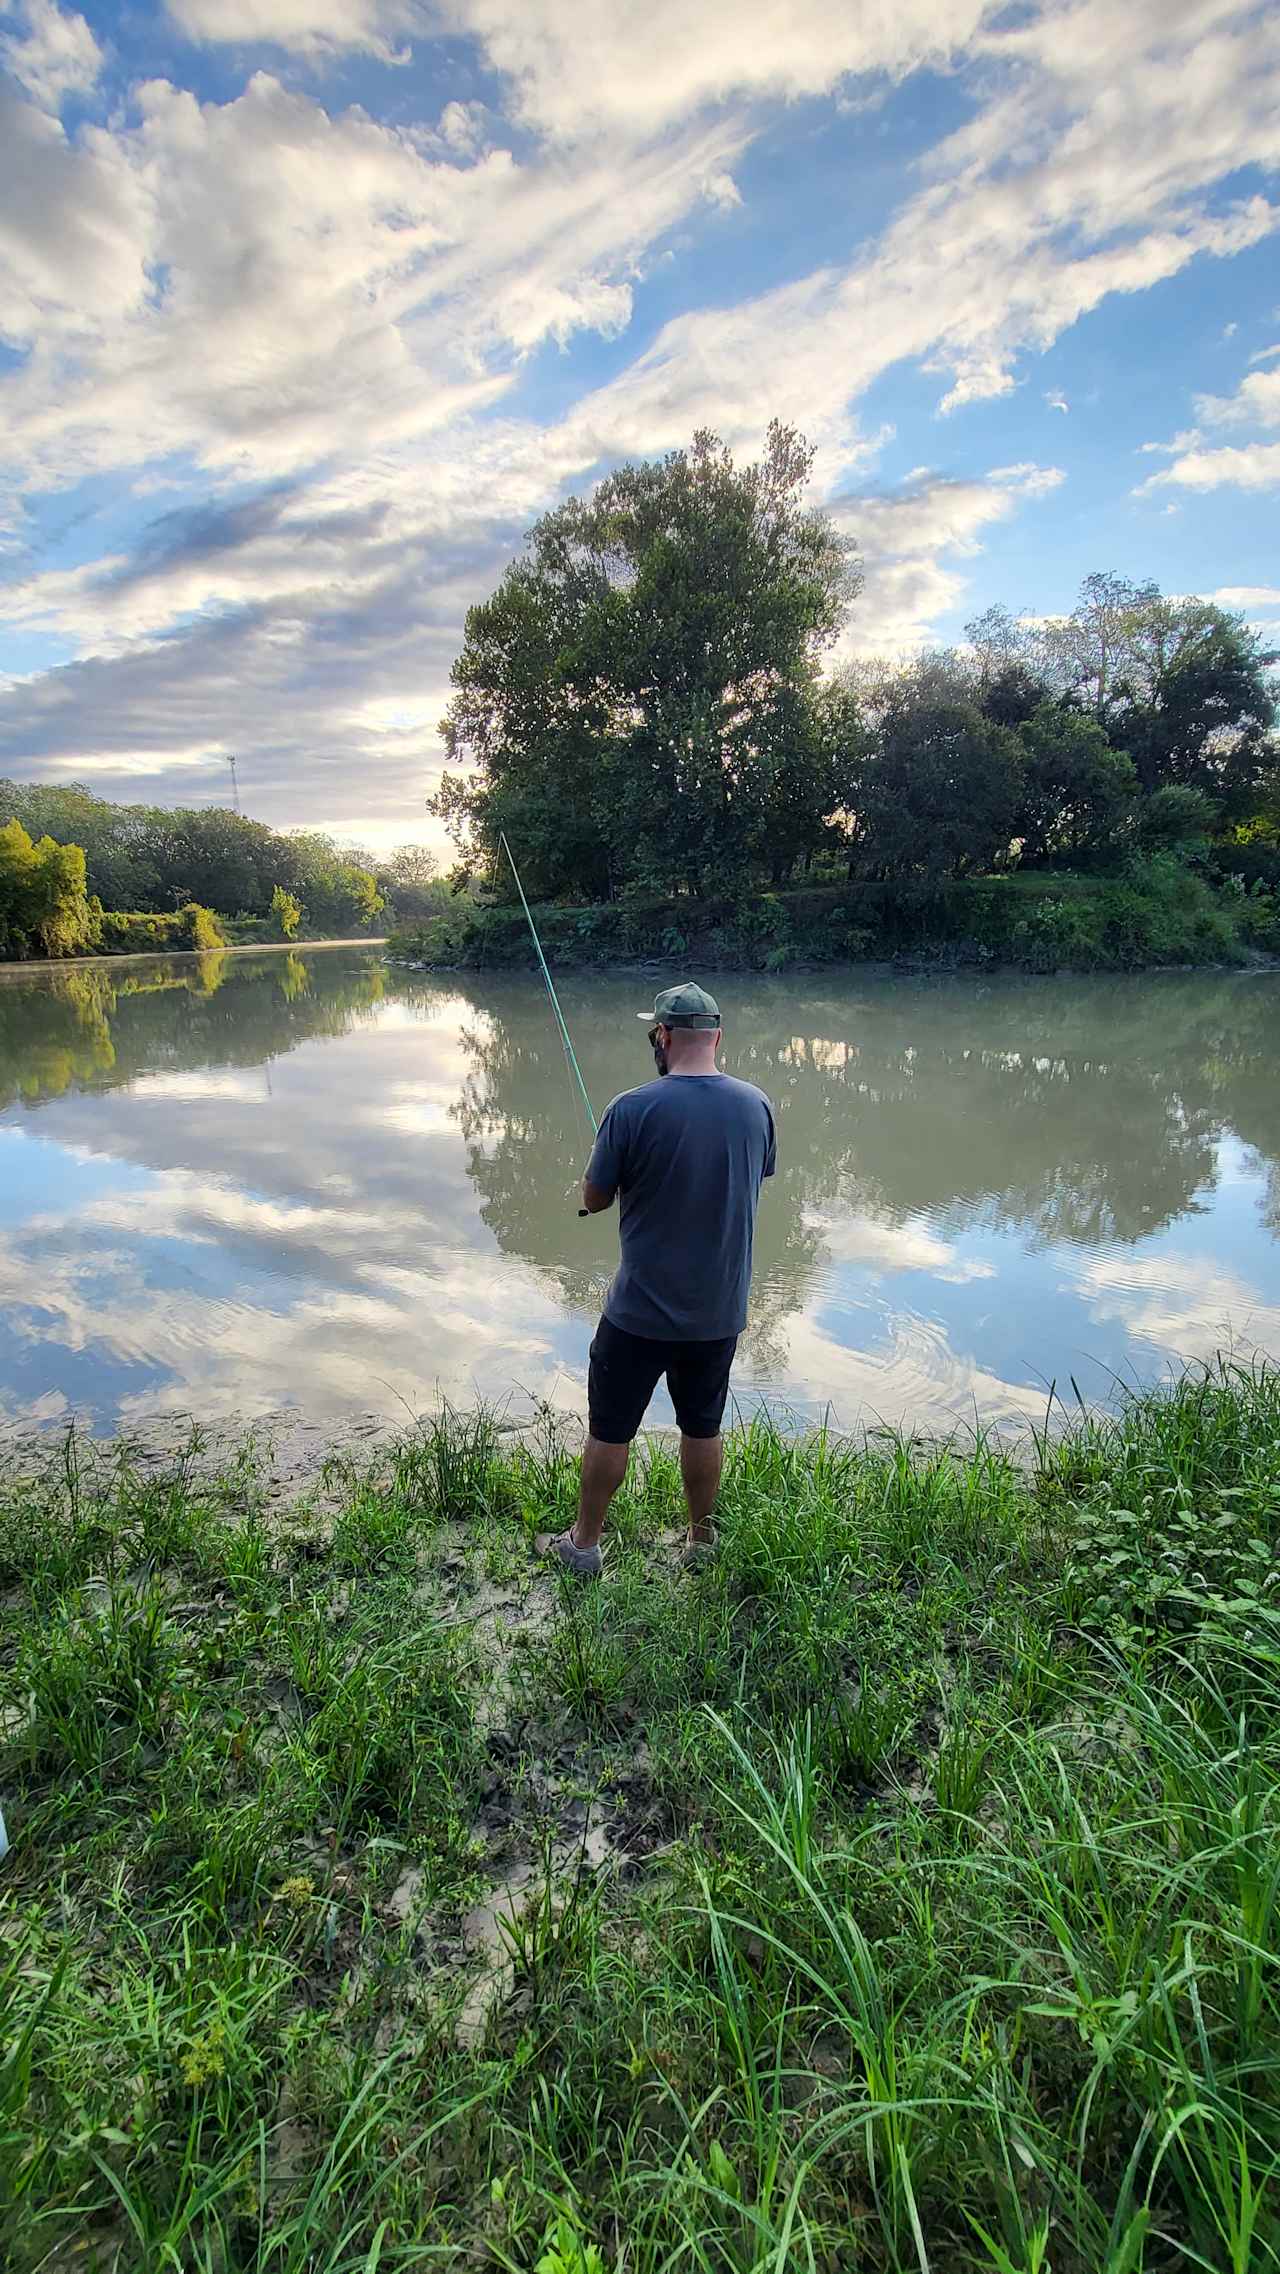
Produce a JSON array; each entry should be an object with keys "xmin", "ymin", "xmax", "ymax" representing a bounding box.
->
[{"xmin": 587, "ymin": 1315, "xmax": 738, "ymax": 1445}]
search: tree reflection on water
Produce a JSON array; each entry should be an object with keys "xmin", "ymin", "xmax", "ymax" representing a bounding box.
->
[
  {"xmin": 442, "ymin": 967, "xmax": 1280, "ymax": 1253},
  {"xmin": 0, "ymin": 951, "xmax": 1276, "ymax": 1430},
  {"xmin": 0, "ymin": 949, "xmax": 385, "ymax": 1112}
]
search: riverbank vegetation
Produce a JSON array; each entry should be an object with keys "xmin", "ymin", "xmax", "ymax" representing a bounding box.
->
[
  {"xmin": 409, "ymin": 423, "xmax": 1278, "ymax": 972},
  {"xmin": 393, "ymin": 856, "xmax": 1279, "ymax": 975},
  {"xmin": 3, "ymin": 1361, "xmax": 1279, "ymax": 2269},
  {"xmin": 0, "ymin": 785, "xmax": 451, "ymax": 962}
]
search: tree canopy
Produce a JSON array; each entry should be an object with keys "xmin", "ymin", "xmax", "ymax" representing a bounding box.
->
[
  {"xmin": 435, "ymin": 431, "xmax": 1277, "ymax": 901},
  {"xmin": 968, "ymin": 576, "xmax": 1277, "ymax": 822},
  {"xmin": 434, "ymin": 423, "xmax": 859, "ymax": 899}
]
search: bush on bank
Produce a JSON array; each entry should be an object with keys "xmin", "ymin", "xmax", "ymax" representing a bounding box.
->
[
  {"xmin": 94, "ymin": 902, "xmax": 225, "ymax": 955},
  {"xmin": 391, "ymin": 856, "xmax": 1280, "ymax": 975}
]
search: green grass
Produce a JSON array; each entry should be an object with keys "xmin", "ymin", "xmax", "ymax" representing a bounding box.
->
[{"xmin": 2, "ymin": 1364, "xmax": 1280, "ymax": 2270}]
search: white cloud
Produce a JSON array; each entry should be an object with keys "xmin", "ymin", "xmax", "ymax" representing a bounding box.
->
[
  {"xmin": 1141, "ymin": 441, "xmax": 1280, "ymax": 493},
  {"xmin": 2, "ymin": 0, "xmax": 1278, "ymax": 832},
  {"xmin": 455, "ymin": 0, "xmax": 995, "ymax": 140},
  {"xmin": 701, "ymin": 168, "xmax": 742, "ymax": 212},
  {"xmin": 828, "ymin": 464, "xmax": 1065, "ymax": 657},
  {"xmin": 172, "ymin": 0, "xmax": 998, "ymax": 139},
  {"xmin": 0, "ymin": 86, "xmax": 152, "ymax": 340},
  {"xmin": 1194, "ymin": 363, "xmax": 1280, "ymax": 428},
  {"xmin": 0, "ymin": 69, "xmax": 749, "ymax": 499},
  {"xmin": 534, "ymin": 0, "xmax": 1280, "ymax": 474},
  {"xmin": 1210, "ymin": 584, "xmax": 1280, "ymax": 609},
  {"xmin": 0, "ymin": 0, "xmax": 102, "ymax": 110},
  {"xmin": 167, "ymin": 0, "xmax": 422, "ymax": 64},
  {"xmin": 436, "ymin": 97, "xmax": 487, "ymax": 152},
  {"xmin": 1137, "ymin": 305, "xmax": 1280, "ymax": 492}
]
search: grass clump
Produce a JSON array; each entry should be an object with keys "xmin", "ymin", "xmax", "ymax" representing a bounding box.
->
[{"xmin": 2, "ymin": 1360, "xmax": 1279, "ymax": 2270}]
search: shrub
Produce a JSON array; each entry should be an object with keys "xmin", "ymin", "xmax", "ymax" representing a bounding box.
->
[
  {"xmin": 1237, "ymin": 881, "xmax": 1280, "ymax": 953},
  {"xmin": 97, "ymin": 904, "xmax": 225, "ymax": 956},
  {"xmin": 0, "ymin": 819, "xmax": 99, "ymax": 959},
  {"xmin": 1009, "ymin": 893, "xmax": 1102, "ymax": 972},
  {"xmin": 1095, "ymin": 855, "xmax": 1241, "ymax": 967},
  {"xmin": 270, "ymin": 885, "xmax": 302, "ymax": 940}
]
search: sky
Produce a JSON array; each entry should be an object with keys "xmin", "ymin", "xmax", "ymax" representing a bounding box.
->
[{"xmin": 0, "ymin": 0, "xmax": 1277, "ymax": 857}]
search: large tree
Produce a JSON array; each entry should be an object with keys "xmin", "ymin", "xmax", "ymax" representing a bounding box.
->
[{"xmin": 433, "ymin": 423, "xmax": 859, "ymax": 899}]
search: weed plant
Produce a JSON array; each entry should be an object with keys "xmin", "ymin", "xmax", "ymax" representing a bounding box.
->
[{"xmin": 2, "ymin": 1362, "xmax": 1278, "ymax": 2270}]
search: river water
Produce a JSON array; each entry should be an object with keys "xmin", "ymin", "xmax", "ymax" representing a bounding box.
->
[{"xmin": 1, "ymin": 945, "xmax": 1278, "ymax": 1441}]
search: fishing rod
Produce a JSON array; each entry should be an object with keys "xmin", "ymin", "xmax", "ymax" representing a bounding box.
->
[{"xmin": 499, "ymin": 835, "xmax": 598, "ymax": 1160}]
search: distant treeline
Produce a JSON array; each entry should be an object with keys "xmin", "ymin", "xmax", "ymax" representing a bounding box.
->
[
  {"xmin": 433, "ymin": 423, "xmax": 1279, "ymax": 907},
  {"xmin": 0, "ymin": 783, "xmax": 448, "ymax": 961}
]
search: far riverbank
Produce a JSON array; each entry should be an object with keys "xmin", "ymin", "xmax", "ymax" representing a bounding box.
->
[
  {"xmin": 0, "ymin": 935, "xmax": 387, "ymax": 976},
  {"xmin": 390, "ymin": 865, "xmax": 1280, "ymax": 977}
]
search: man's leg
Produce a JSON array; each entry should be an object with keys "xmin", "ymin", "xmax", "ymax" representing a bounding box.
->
[
  {"xmin": 666, "ymin": 1336, "xmax": 737, "ymax": 1552},
  {"xmin": 572, "ymin": 1434, "xmax": 630, "ymax": 1551},
  {"xmin": 680, "ymin": 1431, "xmax": 723, "ymax": 1546},
  {"xmin": 547, "ymin": 1320, "xmax": 663, "ymax": 1573}
]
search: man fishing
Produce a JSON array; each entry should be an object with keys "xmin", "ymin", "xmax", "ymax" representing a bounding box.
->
[{"xmin": 548, "ymin": 982, "xmax": 776, "ymax": 1577}]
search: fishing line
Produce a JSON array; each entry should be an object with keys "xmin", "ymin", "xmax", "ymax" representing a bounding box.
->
[{"xmin": 500, "ymin": 832, "xmax": 598, "ymax": 1138}]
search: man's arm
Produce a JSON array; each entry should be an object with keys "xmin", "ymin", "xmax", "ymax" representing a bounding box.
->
[
  {"xmin": 580, "ymin": 1100, "xmax": 623, "ymax": 1214},
  {"xmin": 762, "ymin": 1101, "xmax": 777, "ymax": 1179}
]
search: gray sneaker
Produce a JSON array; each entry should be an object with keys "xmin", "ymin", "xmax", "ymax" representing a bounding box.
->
[{"xmin": 546, "ymin": 1529, "xmax": 603, "ymax": 1578}]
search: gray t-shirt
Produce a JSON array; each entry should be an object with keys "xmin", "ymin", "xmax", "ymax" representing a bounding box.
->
[{"xmin": 586, "ymin": 1073, "xmax": 776, "ymax": 1341}]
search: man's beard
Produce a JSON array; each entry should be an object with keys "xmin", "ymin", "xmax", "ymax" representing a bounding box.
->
[{"xmin": 652, "ymin": 1040, "xmax": 669, "ymax": 1077}]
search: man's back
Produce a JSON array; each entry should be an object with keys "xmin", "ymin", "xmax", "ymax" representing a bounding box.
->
[{"xmin": 587, "ymin": 1073, "xmax": 776, "ymax": 1340}]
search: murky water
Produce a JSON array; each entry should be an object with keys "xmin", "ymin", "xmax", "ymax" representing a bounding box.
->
[{"xmin": 1, "ymin": 945, "xmax": 1278, "ymax": 1439}]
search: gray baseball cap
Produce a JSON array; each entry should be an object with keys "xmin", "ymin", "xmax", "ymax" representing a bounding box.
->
[{"xmin": 637, "ymin": 982, "xmax": 721, "ymax": 1030}]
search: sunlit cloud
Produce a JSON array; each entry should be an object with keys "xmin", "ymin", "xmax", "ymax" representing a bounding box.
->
[{"xmin": 0, "ymin": 0, "xmax": 1276, "ymax": 836}]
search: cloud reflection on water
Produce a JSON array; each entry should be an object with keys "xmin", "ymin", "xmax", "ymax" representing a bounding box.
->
[{"xmin": 0, "ymin": 950, "xmax": 1277, "ymax": 1437}]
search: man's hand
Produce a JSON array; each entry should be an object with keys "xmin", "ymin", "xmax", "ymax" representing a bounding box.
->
[{"xmin": 580, "ymin": 1178, "xmax": 615, "ymax": 1215}]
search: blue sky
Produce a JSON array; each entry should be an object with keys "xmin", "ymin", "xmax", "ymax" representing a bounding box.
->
[{"xmin": 0, "ymin": 0, "xmax": 1277, "ymax": 853}]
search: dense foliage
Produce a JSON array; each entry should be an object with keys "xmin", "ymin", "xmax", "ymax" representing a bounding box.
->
[
  {"xmin": 436, "ymin": 435, "xmax": 1278, "ymax": 909},
  {"xmin": 394, "ymin": 861, "xmax": 1280, "ymax": 975},
  {"xmin": 0, "ymin": 814, "xmax": 230, "ymax": 960},
  {"xmin": 2, "ymin": 1365, "xmax": 1279, "ymax": 2268},
  {"xmin": 0, "ymin": 786, "xmax": 455, "ymax": 953},
  {"xmin": 0, "ymin": 818, "xmax": 98, "ymax": 960}
]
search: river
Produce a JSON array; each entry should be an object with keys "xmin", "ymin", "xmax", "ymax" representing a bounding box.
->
[{"xmin": 1, "ymin": 945, "xmax": 1278, "ymax": 1441}]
